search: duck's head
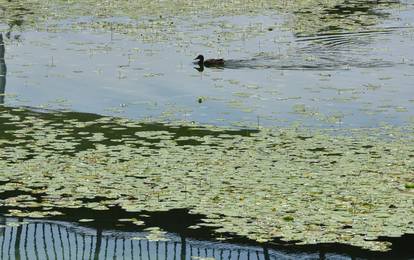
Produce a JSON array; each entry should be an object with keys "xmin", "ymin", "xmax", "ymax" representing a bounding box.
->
[{"xmin": 194, "ymin": 54, "xmax": 204, "ymax": 62}]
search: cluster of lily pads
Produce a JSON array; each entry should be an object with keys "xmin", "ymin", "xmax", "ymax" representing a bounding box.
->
[
  {"xmin": 0, "ymin": 0, "xmax": 402, "ymax": 38},
  {"xmin": 0, "ymin": 107, "xmax": 413, "ymax": 251}
]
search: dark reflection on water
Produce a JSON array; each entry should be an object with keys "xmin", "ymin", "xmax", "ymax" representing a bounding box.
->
[
  {"xmin": 0, "ymin": 211, "xmax": 413, "ymax": 260},
  {"xmin": 0, "ymin": 105, "xmax": 259, "ymax": 162},
  {"xmin": 0, "ymin": 33, "xmax": 5, "ymax": 104},
  {"xmin": 293, "ymin": 0, "xmax": 402, "ymax": 35},
  {"xmin": 0, "ymin": 216, "xmax": 318, "ymax": 260},
  {"xmin": 324, "ymin": 0, "xmax": 396, "ymax": 19},
  {"xmin": 0, "ymin": 1, "xmax": 33, "ymax": 29}
]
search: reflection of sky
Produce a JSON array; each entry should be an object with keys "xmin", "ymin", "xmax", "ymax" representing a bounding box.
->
[{"xmin": 2, "ymin": 6, "xmax": 414, "ymax": 128}]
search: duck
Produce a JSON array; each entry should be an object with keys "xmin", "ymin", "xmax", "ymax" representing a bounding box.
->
[{"xmin": 194, "ymin": 54, "xmax": 224, "ymax": 67}]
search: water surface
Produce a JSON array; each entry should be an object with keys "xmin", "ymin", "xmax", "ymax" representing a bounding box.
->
[
  {"xmin": 1, "ymin": 1, "xmax": 413, "ymax": 128},
  {"xmin": 1, "ymin": 0, "xmax": 414, "ymax": 258}
]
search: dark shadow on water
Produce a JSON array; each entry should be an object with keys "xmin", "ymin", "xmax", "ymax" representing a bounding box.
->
[
  {"xmin": 0, "ymin": 1, "xmax": 33, "ymax": 34},
  {"xmin": 323, "ymin": 0, "xmax": 398, "ymax": 19},
  {"xmin": 0, "ymin": 33, "xmax": 6, "ymax": 104},
  {"xmin": 0, "ymin": 105, "xmax": 259, "ymax": 161},
  {"xmin": 293, "ymin": 0, "xmax": 403, "ymax": 36},
  {"xmin": 0, "ymin": 206, "xmax": 413, "ymax": 259}
]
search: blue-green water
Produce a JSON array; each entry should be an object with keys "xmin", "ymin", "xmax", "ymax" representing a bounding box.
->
[{"xmin": 1, "ymin": 3, "xmax": 413, "ymax": 128}]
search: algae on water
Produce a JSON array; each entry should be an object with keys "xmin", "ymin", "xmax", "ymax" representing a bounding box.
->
[
  {"xmin": 0, "ymin": 0, "xmax": 402, "ymax": 37},
  {"xmin": 0, "ymin": 0, "xmax": 412, "ymax": 253},
  {"xmin": 0, "ymin": 107, "xmax": 413, "ymax": 251}
]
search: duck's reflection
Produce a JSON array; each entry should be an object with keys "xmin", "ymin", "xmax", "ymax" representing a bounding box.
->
[
  {"xmin": 0, "ymin": 33, "xmax": 6, "ymax": 104},
  {"xmin": 194, "ymin": 64, "xmax": 204, "ymax": 72}
]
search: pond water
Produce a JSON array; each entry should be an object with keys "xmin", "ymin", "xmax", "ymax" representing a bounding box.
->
[
  {"xmin": 1, "ymin": 1, "xmax": 413, "ymax": 128},
  {"xmin": 1, "ymin": 0, "xmax": 414, "ymax": 259}
]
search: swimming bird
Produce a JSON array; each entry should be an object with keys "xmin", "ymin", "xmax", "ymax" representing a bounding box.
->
[{"xmin": 194, "ymin": 55, "xmax": 224, "ymax": 67}]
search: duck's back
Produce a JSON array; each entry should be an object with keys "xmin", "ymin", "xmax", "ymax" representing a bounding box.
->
[{"xmin": 204, "ymin": 58, "xmax": 224, "ymax": 67}]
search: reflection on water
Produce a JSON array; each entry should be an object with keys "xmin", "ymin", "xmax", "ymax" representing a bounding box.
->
[
  {"xmin": 0, "ymin": 218, "xmax": 275, "ymax": 260},
  {"xmin": 292, "ymin": 0, "xmax": 401, "ymax": 35},
  {"xmin": 0, "ymin": 217, "xmax": 381, "ymax": 260},
  {"xmin": 0, "ymin": 215, "xmax": 413, "ymax": 260},
  {"xmin": 326, "ymin": 0, "xmax": 391, "ymax": 17},
  {"xmin": 0, "ymin": 33, "xmax": 5, "ymax": 104}
]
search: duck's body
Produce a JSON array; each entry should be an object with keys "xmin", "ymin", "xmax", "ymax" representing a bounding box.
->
[{"xmin": 194, "ymin": 55, "xmax": 224, "ymax": 67}]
